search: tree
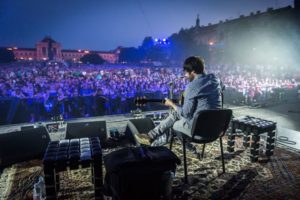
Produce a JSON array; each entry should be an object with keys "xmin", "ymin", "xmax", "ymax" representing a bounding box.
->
[
  {"xmin": 169, "ymin": 30, "xmax": 210, "ymax": 63},
  {"xmin": 140, "ymin": 36, "xmax": 154, "ymax": 50},
  {"xmin": 0, "ymin": 48, "xmax": 15, "ymax": 63},
  {"xmin": 118, "ymin": 47, "xmax": 143, "ymax": 63},
  {"xmin": 146, "ymin": 46, "xmax": 168, "ymax": 61},
  {"xmin": 80, "ymin": 53, "xmax": 105, "ymax": 64}
]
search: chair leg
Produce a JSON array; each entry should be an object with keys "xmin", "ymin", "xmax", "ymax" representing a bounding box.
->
[
  {"xmin": 219, "ymin": 137, "xmax": 225, "ymax": 173},
  {"xmin": 201, "ymin": 144, "xmax": 206, "ymax": 159},
  {"xmin": 169, "ymin": 133, "xmax": 174, "ymax": 150},
  {"xmin": 182, "ymin": 137, "xmax": 188, "ymax": 184}
]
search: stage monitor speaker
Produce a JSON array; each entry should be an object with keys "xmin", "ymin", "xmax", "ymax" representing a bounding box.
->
[
  {"xmin": 0, "ymin": 126, "xmax": 50, "ymax": 168},
  {"xmin": 66, "ymin": 121, "xmax": 107, "ymax": 145},
  {"xmin": 125, "ymin": 118, "xmax": 155, "ymax": 145}
]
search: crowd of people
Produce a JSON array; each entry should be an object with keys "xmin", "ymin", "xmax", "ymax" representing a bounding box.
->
[
  {"xmin": 208, "ymin": 63, "xmax": 300, "ymax": 105},
  {"xmin": 0, "ymin": 62, "xmax": 188, "ymax": 123},
  {"xmin": 0, "ymin": 61, "xmax": 299, "ymax": 124}
]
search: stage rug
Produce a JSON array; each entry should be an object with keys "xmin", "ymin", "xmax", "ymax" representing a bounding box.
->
[{"xmin": 0, "ymin": 136, "xmax": 300, "ymax": 200}]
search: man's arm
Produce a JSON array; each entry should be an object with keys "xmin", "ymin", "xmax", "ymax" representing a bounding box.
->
[{"xmin": 164, "ymin": 96, "xmax": 196, "ymax": 119}]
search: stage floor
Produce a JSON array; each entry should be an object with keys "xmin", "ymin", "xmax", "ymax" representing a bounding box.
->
[
  {"xmin": 1, "ymin": 101, "xmax": 300, "ymax": 199},
  {"xmin": 226, "ymin": 101, "xmax": 300, "ymax": 132},
  {"xmin": 225, "ymin": 101, "xmax": 300, "ymax": 151}
]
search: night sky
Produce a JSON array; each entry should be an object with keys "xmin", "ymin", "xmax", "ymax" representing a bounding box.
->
[{"xmin": 0, "ymin": 0, "xmax": 294, "ymax": 51}]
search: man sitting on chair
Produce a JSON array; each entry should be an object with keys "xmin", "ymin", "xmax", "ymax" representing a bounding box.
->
[{"xmin": 134, "ymin": 56, "xmax": 222, "ymax": 145}]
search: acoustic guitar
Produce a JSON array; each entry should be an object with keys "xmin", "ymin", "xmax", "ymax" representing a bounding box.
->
[{"xmin": 135, "ymin": 93, "xmax": 185, "ymax": 106}]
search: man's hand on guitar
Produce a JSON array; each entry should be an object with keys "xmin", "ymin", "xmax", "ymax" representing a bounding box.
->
[{"xmin": 164, "ymin": 98, "xmax": 177, "ymax": 110}]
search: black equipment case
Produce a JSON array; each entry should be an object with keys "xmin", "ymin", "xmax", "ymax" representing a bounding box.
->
[{"xmin": 103, "ymin": 146, "xmax": 180, "ymax": 200}]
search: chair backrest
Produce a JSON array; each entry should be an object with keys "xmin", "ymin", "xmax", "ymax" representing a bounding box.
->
[{"xmin": 191, "ymin": 109, "xmax": 232, "ymax": 143}]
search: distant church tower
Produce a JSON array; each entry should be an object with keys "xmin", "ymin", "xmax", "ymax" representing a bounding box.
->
[{"xmin": 196, "ymin": 14, "xmax": 200, "ymax": 27}]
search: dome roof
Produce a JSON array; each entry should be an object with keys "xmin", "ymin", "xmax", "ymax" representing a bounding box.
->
[{"xmin": 41, "ymin": 36, "xmax": 57, "ymax": 43}]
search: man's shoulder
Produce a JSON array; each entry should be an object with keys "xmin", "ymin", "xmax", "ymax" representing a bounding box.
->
[
  {"xmin": 203, "ymin": 73, "xmax": 219, "ymax": 80},
  {"xmin": 191, "ymin": 73, "xmax": 218, "ymax": 86},
  {"xmin": 186, "ymin": 73, "xmax": 221, "ymax": 97}
]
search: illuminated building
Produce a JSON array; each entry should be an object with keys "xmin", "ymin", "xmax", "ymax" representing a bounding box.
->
[{"xmin": 7, "ymin": 36, "xmax": 119, "ymax": 63}]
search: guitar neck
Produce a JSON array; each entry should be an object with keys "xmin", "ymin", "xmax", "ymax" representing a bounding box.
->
[{"xmin": 145, "ymin": 99, "xmax": 178, "ymax": 103}]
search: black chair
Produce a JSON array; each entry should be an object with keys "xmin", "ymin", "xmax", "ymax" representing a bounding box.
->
[{"xmin": 169, "ymin": 109, "xmax": 232, "ymax": 183}]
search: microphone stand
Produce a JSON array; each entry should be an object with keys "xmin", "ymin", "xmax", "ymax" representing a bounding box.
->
[
  {"xmin": 168, "ymin": 82, "xmax": 174, "ymax": 100},
  {"xmin": 167, "ymin": 81, "xmax": 175, "ymax": 143},
  {"xmin": 221, "ymin": 84, "xmax": 225, "ymax": 109}
]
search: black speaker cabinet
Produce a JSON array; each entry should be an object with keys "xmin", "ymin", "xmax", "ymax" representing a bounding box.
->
[
  {"xmin": 66, "ymin": 121, "xmax": 107, "ymax": 145},
  {"xmin": 125, "ymin": 118, "xmax": 155, "ymax": 145},
  {"xmin": 0, "ymin": 126, "xmax": 50, "ymax": 168}
]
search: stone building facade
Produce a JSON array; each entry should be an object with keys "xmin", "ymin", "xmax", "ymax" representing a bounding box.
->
[{"xmin": 8, "ymin": 36, "xmax": 119, "ymax": 63}]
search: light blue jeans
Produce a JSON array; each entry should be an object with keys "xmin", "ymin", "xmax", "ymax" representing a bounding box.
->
[{"xmin": 152, "ymin": 109, "xmax": 192, "ymax": 138}]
